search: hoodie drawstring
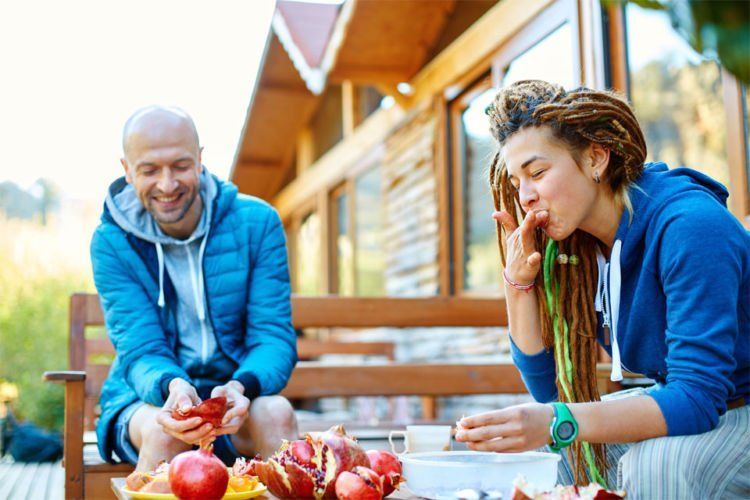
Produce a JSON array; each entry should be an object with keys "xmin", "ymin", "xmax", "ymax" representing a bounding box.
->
[
  {"xmin": 609, "ymin": 240, "xmax": 624, "ymax": 382},
  {"xmin": 595, "ymin": 243, "xmax": 624, "ymax": 382},
  {"xmin": 156, "ymin": 242, "xmax": 165, "ymax": 308},
  {"xmin": 196, "ymin": 234, "xmax": 208, "ymax": 321}
]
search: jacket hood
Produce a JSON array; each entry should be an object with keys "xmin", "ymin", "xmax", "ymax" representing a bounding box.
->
[
  {"xmin": 615, "ymin": 161, "xmax": 729, "ymax": 251},
  {"xmin": 597, "ymin": 162, "xmax": 729, "ymax": 382},
  {"xmin": 104, "ymin": 167, "xmax": 221, "ymax": 245}
]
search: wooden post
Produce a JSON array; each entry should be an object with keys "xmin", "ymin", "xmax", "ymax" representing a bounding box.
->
[
  {"xmin": 296, "ymin": 128, "xmax": 314, "ymax": 177},
  {"xmin": 342, "ymin": 80, "xmax": 361, "ymax": 137}
]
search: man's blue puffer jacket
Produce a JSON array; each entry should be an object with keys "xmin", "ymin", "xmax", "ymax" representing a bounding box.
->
[{"xmin": 90, "ymin": 174, "xmax": 297, "ymax": 463}]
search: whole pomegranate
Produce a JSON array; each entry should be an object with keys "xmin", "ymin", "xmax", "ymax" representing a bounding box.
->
[
  {"xmin": 253, "ymin": 425, "xmax": 371, "ymax": 499},
  {"xmin": 366, "ymin": 449, "xmax": 403, "ymax": 496},
  {"xmin": 335, "ymin": 466, "xmax": 384, "ymax": 500},
  {"xmin": 168, "ymin": 446, "xmax": 229, "ymax": 500}
]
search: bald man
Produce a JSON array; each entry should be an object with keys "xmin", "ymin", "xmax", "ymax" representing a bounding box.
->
[{"xmin": 91, "ymin": 106, "xmax": 298, "ymax": 471}]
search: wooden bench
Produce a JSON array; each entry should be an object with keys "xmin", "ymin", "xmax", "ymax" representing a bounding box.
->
[{"xmin": 45, "ymin": 293, "xmax": 529, "ymax": 499}]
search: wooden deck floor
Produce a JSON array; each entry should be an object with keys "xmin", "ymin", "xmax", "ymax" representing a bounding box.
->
[{"xmin": 0, "ymin": 460, "xmax": 64, "ymax": 500}]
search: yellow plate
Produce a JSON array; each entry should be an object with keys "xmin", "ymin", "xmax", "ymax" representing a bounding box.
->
[{"xmin": 121, "ymin": 483, "xmax": 267, "ymax": 499}]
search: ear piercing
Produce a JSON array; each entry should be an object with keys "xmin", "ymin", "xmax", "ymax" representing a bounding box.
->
[{"xmin": 594, "ymin": 171, "xmax": 601, "ymax": 184}]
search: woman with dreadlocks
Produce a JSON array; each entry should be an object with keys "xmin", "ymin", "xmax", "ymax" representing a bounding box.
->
[{"xmin": 454, "ymin": 80, "xmax": 749, "ymax": 498}]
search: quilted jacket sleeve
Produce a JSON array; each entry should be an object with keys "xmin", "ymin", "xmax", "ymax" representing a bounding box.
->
[
  {"xmin": 91, "ymin": 228, "xmax": 190, "ymax": 406},
  {"xmin": 233, "ymin": 208, "xmax": 297, "ymax": 397}
]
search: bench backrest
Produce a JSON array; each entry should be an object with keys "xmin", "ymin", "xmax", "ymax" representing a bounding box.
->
[{"xmin": 70, "ymin": 293, "xmax": 511, "ymax": 431}]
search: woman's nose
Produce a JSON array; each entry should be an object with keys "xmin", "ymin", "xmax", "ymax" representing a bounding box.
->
[{"xmin": 519, "ymin": 183, "xmax": 539, "ymax": 210}]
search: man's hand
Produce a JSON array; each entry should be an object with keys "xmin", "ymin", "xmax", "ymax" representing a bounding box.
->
[
  {"xmin": 155, "ymin": 378, "xmax": 215, "ymax": 445},
  {"xmin": 454, "ymin": 403, "xmax": 554, "ymax": 452},
  {"xmin": 211, "ymin": 380, "xmax": 250, "ymax": 436}
]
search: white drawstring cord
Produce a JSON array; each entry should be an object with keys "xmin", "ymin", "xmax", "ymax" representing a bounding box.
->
[{"xmin": 156, "ymin": 242, "xmax": 165, "ymax": 308}]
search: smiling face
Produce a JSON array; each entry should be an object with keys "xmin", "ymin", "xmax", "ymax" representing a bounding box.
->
[
  {"xmin": 121, "ymin": 109, "xmax": 203, "ymax": 238},
  {"xmin": 503, "ymin": 125, "xmax": 608, "ymax": 241}
]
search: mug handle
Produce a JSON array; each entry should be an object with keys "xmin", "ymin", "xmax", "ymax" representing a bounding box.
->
[{"xmin": 388, "ymin": 430, "xmax": 408, "ymax": 455}]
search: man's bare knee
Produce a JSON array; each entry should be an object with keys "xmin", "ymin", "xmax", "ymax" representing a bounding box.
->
[{"xmin": 249, "ymin": 396, "xmax": 296, "ymax": 430}]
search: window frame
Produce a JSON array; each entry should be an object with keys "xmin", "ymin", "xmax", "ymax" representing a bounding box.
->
[
  {"xmin": 609, "ymin": 2, "xmax": 750, "ymax": 225},
  {"xmin": 448, "ymin": 0, "xmax": 582, "ymax": 297}
]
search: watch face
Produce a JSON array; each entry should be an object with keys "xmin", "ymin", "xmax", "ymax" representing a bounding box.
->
[{"xmin": 557, "ymin": 421, "xmax": 575, "ymax": 441}]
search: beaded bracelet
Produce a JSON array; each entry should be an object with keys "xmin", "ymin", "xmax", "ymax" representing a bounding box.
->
[{"xmin": 503, "ymin": 269, "xmax": 535, "ymax": 291}]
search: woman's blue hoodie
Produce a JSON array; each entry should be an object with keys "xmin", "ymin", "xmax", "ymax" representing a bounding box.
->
[{"xmin": 512, "ymin": 162, "xmax": 750, "ymax": 436}]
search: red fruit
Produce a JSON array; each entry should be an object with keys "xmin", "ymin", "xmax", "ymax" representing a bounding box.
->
[
  {"xmin": 232, "ymin": 456, "xmax": 257, "ymax": 477},
  {"xmin": 366, "ymin": 449, "xmax": 404, "ymax": 496},
  {"xmin": 171, "ymin": 397, "xmax": 228, "ymax": 428},
  {"xmin": 168, "ymin": 447, "xmax": 229, "ymax": 500},
  {"xmin": 311, "ymin": 425, "xmax": 371, "ymax": 498},
  {"xmin": 253, "ymin": 425, "xmax": 370, "ymax": 499},
  {"xmin": 290, "ymin": 439, "xmax": 315, "ymax": 467},
  {"xmin": 335, "ymin": 466, "xmax": 383, "ymax": 500}
]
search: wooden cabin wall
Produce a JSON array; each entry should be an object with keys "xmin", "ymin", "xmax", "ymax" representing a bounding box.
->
[{"xmin": 382, "ymin": 105, "xmax": 440, "ymax": 297}]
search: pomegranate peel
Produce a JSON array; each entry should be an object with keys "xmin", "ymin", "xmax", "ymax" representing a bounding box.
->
[
  {"xmin": 252, "ymin": 425, "xmax": 371, "ymax": 499},
  {"xmin": 366, "ymin": 449, "xmax": 404, "ymax": 496},
  {"xmin": 335, "ymin": 466, "xmax": 384, "ymax": 500},
  {"xmin": 171, "ymin": 396, "xmax": 228, "ymax": 428}
]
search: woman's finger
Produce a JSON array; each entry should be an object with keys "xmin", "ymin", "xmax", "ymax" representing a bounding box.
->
[
  {"xmin": 467, "ymin": 436, "xmax": 526, "ymax": 453},
  {"xmin": 458, "ymin": 409, "xmax": 510, "ymax": 430},
  {"xmin": 493, "ymin": 211, "xmax": 517, "ymax": 233},
  {"xmin": 456, "ymin": 421, "xmax": 521, "ymax": 443},
  {"xmin": 519, "ymin": 211, "xmax": 538, "ymax": 255},
  {"xmin": 527, "ymin": 252, "xmax": 542, "ymax": 268}
]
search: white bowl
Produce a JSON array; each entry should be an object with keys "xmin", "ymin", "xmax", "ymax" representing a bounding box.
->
[{"xmin": 399, "ymin": 451, "xmax": 560, "ymax": 499}]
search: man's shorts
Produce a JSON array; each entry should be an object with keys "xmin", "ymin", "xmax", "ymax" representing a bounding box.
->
[{"xmin": 112, "ymin": 400, "xmax": 244, "ymax": 466}]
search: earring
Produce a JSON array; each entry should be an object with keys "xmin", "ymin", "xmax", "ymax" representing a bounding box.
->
[{"xmin": 594, "ymin": 171, "xmax": 601, "ymax": 184}]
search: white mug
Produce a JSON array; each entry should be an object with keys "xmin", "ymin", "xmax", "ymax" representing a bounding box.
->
[{"xmin": 388, "ymin": 425, "xmax": 452, "ymax": 455}]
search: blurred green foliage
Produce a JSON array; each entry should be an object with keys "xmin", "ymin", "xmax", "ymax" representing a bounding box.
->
[
  {"xmin": 605, "ymin": 0, "xmax": 750, "ymax": 84},
  {"xmin": 0, "ymin": 216, "xmax": 94, "ymax": 431},
  {"xmin": 0, "ymin": 271, "xmax": 89, "ymax": 431}
]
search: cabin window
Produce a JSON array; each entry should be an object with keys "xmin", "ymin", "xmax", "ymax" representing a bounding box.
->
[
  {"xmin": 625, "ymin": 3, "xmax": 730, "ymax": 188},
  {"xmin": 331, "ymin": 186, "xmax": 354, "ymax": 295},
  {"xmin": 455, "ymin": 78, "xmax": 500, "ymax": 294},
  {"xmin": 354, "ymin": 166, "xmax": 385, "ymax": 296},
  {"xmin": 296, "ymin": 211, "xmax": 321, "ymax": 295}
]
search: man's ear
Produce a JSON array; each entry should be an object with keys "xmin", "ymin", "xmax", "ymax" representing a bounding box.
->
[{"xmin": 120, "ymin": 158, "xmax": 132, "ymax": 184}]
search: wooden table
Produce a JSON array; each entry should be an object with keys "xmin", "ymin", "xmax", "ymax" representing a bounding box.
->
[{"xmin": 111, "ymin": 478, "xmax": 421, "ymax": 499}]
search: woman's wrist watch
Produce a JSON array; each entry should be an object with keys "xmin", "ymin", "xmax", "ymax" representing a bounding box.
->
[{"xmin": 549, "ymin": 402, "xmax": 578, "ymax": 452}]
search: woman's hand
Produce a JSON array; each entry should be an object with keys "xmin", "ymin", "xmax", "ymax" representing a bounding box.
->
[
  {"xmin": 455, "ymin": 403, "xmax": 554, "ymax": 452},
  {"xmin": 493, "ymin": 209, "xmax": 548, "ymax": 285},
  {"xmin": 156, "ymin": 378, "xmax": 215, "ymax": 445},
  {"xmin": 211, "ymin": 380, "xmax": 250, "ymax": 437}
]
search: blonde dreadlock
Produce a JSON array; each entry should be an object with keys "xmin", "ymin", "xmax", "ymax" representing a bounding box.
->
[{"xmin": 487, "ymin": 80, "xmax": 647, "ymax": 486}]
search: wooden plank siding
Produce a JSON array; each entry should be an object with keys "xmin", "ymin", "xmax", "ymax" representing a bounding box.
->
[{"xmin": 382, "ymin": 104, "xmax": 442, "ymax": 296}]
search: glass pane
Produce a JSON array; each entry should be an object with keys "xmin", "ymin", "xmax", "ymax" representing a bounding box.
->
[
  {"xmin": 502, "ymin": 23, "xmax": 576, "ymax": 89},
  {"xmin": 297, "ymin": 212, "xmax": 321, "ymax": 295},
  {"xmin": 459, "ymin": 24, "xmax": 576, "ymax": 294},
  {"xmin": 626, "ymin": 3, "xmax": 730, "ymax": 188},
  {"xmin": 355, "ymin": 168, "xmax": 385, "ymax": 296},
  {"xmin": 335, "ymin": 192, "xmax": 354, "ymax": 296},
  {"xmin": 461, "ymin": 87, "xmax": 502, "ymax": 294}
]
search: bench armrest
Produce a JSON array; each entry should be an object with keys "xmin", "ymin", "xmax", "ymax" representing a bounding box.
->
[{"xmin": 43, "ymin": 370, "xmax": 86, "ymax": 382}]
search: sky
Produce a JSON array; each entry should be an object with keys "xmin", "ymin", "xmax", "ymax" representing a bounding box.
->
[{"xmin": 0, "ymin": 0, "xmax": 276, "ymax": 201}]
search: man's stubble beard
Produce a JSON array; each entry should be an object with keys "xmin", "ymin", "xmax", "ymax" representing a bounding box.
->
[{"xmin": 147, "ymin": 186, "xmax": 198, "ymax": 225}]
